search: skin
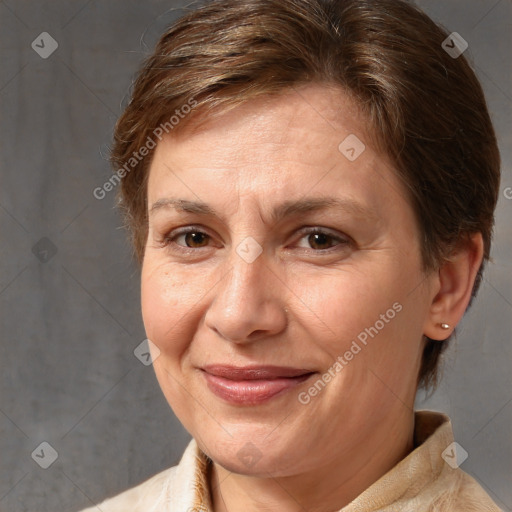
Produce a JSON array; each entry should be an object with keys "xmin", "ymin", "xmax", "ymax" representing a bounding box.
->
[{"xmin": 141, "ymin": 84, "xmax": 483, "ymax": 512}]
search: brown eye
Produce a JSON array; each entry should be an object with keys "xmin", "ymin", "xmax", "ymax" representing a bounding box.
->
[
  {"xmin": 295, "ymin": 229, "xmax": 349, "ymax": 251},
  {"xmin": 163, "ymin": 227, "xmax": 213, "ymax": 251},
  {"xmin": 307, "ymin": 232, "xmax": 337, "ymax": 250},
  {"xmin": 179, "ymin": 231, "xmax": 210, "ymax": 248}
]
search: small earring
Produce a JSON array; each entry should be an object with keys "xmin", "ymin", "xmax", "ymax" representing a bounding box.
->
[{"xmin": 440, "ymin": 323, "xmax": 450, "ymax": 330}]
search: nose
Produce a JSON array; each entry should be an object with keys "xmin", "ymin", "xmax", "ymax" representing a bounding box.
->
[{"xmin": 203, "ymin": 245, "xmax": 288, "ymax": 344}]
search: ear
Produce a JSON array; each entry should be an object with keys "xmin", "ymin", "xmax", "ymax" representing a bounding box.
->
[{"xmin": 423, "ymin": 233, "xmax": 484, "ymax": 341}]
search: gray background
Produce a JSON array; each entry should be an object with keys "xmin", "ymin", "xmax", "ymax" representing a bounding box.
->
[{"xmin": 0, "ymin": 1, "xmax": 510, "ymax": 511}]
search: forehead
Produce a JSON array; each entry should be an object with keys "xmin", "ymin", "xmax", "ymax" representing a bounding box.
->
[
  {"xmin": 161, "ymin": 84, "xmax": 369, "ymax": 161},
  {"xmin": 146, "ymin": 84, "xmax": 409, "ymax": 220}
]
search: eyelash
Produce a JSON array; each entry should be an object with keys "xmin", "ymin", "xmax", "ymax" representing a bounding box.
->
[{"xmin": 161, "ymin": 225, "xmax": 351, "ymax": 254}]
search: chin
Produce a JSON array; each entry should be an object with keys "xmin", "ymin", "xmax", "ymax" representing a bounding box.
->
[{"xmin": 198, "ymin": 429, "xmax": 302, "ymax": 477}]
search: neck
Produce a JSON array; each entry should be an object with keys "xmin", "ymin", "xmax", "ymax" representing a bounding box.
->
[{"xmin": 209, "ymin": 411, "xmax": 415, "ymax": 512}]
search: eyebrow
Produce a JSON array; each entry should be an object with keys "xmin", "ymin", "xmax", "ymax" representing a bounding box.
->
[{"xmin": 149, "ymin": 197, "xmax": 378, "ymax": 224}]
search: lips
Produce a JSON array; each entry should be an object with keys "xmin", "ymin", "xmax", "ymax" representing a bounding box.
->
[
  {"xmin": 201, "ymin": 365, "xmax": 315, "ymax": 405},
  {"xmin": 203, "ymin": 365, "xmax": 313, "ymax": 380}
]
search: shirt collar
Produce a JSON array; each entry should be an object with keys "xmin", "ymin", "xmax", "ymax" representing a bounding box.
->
[{"xmin": 181, "ymin": 410, "xmax": 454, "ymax": 511}]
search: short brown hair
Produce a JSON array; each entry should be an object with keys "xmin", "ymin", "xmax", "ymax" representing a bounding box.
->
[{"xmin": 111, "ymin": 0, "xmax": 501, "ymax": 389}]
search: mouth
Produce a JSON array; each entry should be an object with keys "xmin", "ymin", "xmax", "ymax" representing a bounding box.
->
[{"xmin": 200, "ymin": 365, "xmax": 316, "ymax": 405}]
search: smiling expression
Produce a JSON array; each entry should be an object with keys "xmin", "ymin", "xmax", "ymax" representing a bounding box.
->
[{"xmin": 141, "ymin": 84, "xmax": 436, "ymax": 477}]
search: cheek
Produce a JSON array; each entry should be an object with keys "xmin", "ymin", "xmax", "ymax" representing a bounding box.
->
[
  {"xmin": 141, "ymin": 264, "xmax": 194, "ymax": 355},
  {"xmin": 295, "ymin": 261, "xmax": 424, "ymax": 380},
  {"xmin": 293, "ymin": 264, "xmax": 403, "ymax": 338}
]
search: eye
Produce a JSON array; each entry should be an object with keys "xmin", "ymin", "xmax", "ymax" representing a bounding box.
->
[
  {"xmin": 160, "ymin": 226, "xmax": 351, "ymax": 254},
  {"xmin": 295, "ymin": 228, "xmax": 350, "ymax": 251},
  {"xmin": 164, "ymin": 227, "xmax": 212, "ymax": 250}
]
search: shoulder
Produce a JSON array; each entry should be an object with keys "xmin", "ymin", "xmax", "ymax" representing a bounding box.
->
[
  {"xmin": 410, "ymin": 411, "xmax": 502, "ymax": 512},
  {"xmin": 430, "ymin": 469, "xmax": 503, "ymax": 512},
  {"xmin": 344, "ymin": 411, "xmax": 502, "ymax": 512},
  {"xmin": 77, "ymin": 438, "xmax": 204, "ymax": 512},
  {"xmin": 78, "ymin": 465, "xmax": 178, "ymax": 512}
]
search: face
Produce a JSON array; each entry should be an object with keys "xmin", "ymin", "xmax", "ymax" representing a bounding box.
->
[{"xmin": 141, "ymin": 84, "xmax": 435, "ymax": 477}]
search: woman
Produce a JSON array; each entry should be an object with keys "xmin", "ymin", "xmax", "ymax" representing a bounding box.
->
[{"xmin": 81, "ymin": 0, "xmax": 501, "ymax": 510}]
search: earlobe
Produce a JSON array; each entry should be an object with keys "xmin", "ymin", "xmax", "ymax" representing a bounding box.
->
[{"xmin": 424, "ymin": 233, "xmax": 484, "ymax": 341}]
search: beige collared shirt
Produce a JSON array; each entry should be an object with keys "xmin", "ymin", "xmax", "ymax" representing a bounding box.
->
[{"xmin": 79, "ymin": 411, "xmax": 501, "ymax": 511}]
